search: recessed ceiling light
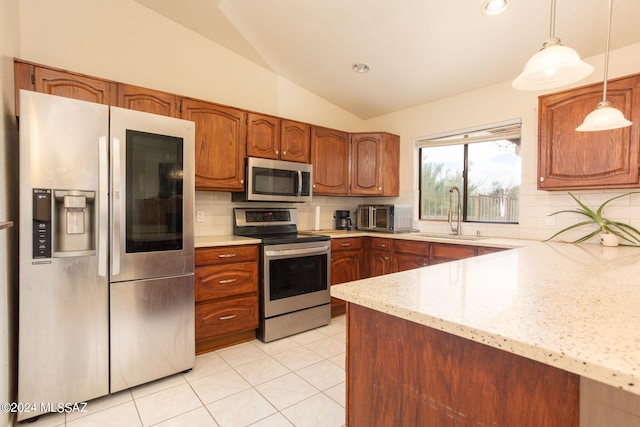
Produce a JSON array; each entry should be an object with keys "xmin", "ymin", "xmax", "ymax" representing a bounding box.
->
[
  {"xmin": 352, "ymin": 63, "xmax": 370, "ymax": 73},
  {"xmin": 481, "ymin": 0, "xmax": 510, "ymax": 16}
]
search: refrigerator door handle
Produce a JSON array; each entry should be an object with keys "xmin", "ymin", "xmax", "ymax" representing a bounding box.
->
[
  {"xmin": 111, "ymin": 136, "xmax": 121, "ymax": 276},
  {"xmin": 98, "ymin": 136, "xmax": 108, "ymax": 277}
]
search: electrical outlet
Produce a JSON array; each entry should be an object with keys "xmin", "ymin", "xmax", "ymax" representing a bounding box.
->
[
  {"xmin": 196, "ymin": 210, "xmax": 205, "ymax": 223},
  {"xmin": 545, "ymin": 213, "xmax": 555, "ymax": 226}
]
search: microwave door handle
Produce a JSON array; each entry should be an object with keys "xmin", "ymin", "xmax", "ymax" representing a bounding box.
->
[
  {"xmin": 297, "ymin": 170, "xmax": 302, "ymax": 196},
  {"xmin": 370, "ymin": 207, "xmax": 376, "ymax": 230}
]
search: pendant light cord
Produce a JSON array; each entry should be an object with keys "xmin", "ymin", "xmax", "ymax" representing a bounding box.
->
[
  {"xmin": 549, "ymin": 0, "xmax": 556, "ymax": 39},
  {"xmin": 601, "ymin": 0, "xmax": 614, "ymax": 104}
]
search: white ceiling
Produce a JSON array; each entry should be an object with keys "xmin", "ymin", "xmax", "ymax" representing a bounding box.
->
[{"xmin": 134, "ymin": 0, "xmax": 640, "ymax": 119}]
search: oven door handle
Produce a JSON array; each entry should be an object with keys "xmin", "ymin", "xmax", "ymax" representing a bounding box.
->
[{"xmin": 264, "ymin": 245, "xmax": 330, "ymax": 257}]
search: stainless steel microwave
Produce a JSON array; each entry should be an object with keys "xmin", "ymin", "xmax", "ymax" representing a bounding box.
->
[
  {"xmin": 356, "ymin": 204, "xmax": 413, "ymax": 232},
  {"xmin": 232, "ymin": 157, "xmax": 313, "ymax": 202}
]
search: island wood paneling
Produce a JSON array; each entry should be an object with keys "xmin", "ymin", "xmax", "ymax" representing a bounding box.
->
[{"xmin": 346, "ymin": 304, "xmax": 579, "ymax": 427}]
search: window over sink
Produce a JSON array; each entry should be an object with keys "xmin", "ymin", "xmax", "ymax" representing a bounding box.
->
[{"xmin": 417, "ymin": 119, "xmax": 521, "ymax": 224}]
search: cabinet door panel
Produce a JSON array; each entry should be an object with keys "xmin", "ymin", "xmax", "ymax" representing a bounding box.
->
[
  {"xmin": 538, "ymin": 74, "xmax": 640, "ymax": 190},
  {"xmin": 331, "ymin": 250, "xmax": 363, "ymax": 285},
  {"xmin": 351, "ymin": 133, "xmax": 383, "ymax": 195},
  {"xmin": 281, "ymin": 120, "xmax": 311, "ymax": 163},
  {"xmin": 182, "ymin": 99, "xmax": 247, "ymax": 191},
  {"xmin": 247, "ymin": 113, "xmax": 280, "ymax": 160},
  {"xmin": 431, "ymin": 243, "xmax": 477, "ymax": 264},
  {"xmin": 311, "ymin": 127, "xmax": 350, "ymax": 195},
  {"xmin": 393, "ymin": 253, "xmax": 429, "ymax": 272},
  {"xmin": 118, "ymin": 84, "xmax": 179, "ymax": 117},
  {"xmin": 34, "ymin": 66, "xmax": 116, "ymax": 105}
]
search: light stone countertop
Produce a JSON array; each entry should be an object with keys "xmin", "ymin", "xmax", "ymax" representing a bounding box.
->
[
  {"xmin": 331, "ymin": 241, "xmax": 640, "ymax": 395},
  {"xmin": 195, "ymin": 235, "xmax": 260, "ymax": 248}
]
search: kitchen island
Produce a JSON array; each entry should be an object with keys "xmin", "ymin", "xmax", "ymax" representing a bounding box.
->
[{"xmin": 331, "ymin": 241, "xmax": 640, "ymax": 426}]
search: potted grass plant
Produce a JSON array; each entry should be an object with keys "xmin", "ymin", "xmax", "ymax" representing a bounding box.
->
[{"xmin": 544, "ymin": 192, "xmax": 640, "ymax": 246}]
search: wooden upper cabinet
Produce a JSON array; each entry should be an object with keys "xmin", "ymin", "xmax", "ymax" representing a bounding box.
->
[
  {"xmin": 281, "ymin": 119, "xmax": 311, "ymax": 163},
  {"xmin": 311, "ymin": 126, "xmax": 350, "ymax": 195},
  {"xmin": 117, "ymin": 83, "xmax": 179, "ymax": 117},
  {"xmin": 247, "ymin": 112, "xmax": 280, "ymax": 160},
  {"xmin": 247, "ymin": 115, "xmax": 311, "ymax": 163},
  {"xmin": 538, "ymin": 73, "xmax": 640, "ymax": 190},
  {"xmin": 34, "ymin": 65, "xmax": 117, "ymax": 106},
  {"xmin": 351, "ymin": 132, "xmax": 400, "ymax": 196},
  {"xmin": 14, "ymin": 60, "xmax": 116, "ymax": 114},
  {"xmin": 182, "ymin": 98, "xmax": 247, "ymax": 191}
]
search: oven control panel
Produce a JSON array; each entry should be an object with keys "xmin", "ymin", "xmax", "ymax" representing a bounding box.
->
[{"xmin": 234, "ymin": 208, "xmax": 298, "ymax": 227}]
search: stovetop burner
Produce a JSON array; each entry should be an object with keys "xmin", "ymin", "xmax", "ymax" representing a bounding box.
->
[{"xmin": 233, "ymin": 207, "xmax": 329, "ymax": 244}]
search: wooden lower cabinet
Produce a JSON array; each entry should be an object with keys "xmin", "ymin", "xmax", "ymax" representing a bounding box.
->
[
  {"xmin": 430, "ymin": 242, "xmax": 478, "ymax": 264},
  {"xmin": 392, "ymin": 240, "xmax": 429, "ymax": 272},
  {"xmin": 368, "ymin": 237, "xmax": 393, "ymax": 277},
  {"xmin": 195, "ymin": 245, "xmax": 259, "ymax": 353},
  {"xmin": 347, "ymin": 304, "xmax": 579, "ymax": 426},
  {"xmin": 330, "ymin": 238, "xmax": 364, "ymax": 316}
]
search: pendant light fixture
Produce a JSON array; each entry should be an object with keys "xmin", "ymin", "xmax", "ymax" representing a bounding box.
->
[
  {"xmin": 512, "ymin": 0, "xmax": 593, "ymax": 91},
  {"xmin": 576, "ymin": 0, "xmax": 632, "ymax": 132}
]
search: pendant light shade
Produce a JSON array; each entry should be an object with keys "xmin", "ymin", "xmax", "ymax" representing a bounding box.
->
[
  {"xmin": 513, "ymin": 0, "xmax": 592, "ymax": 91},
  {"xmin": 512, "ymin": 41, "xmax": 593, "ymax": 90},
  {"xmin": 576, "ymin": 0, "xmax": 632, "ymax": 132},
  {"xmin": 576, "ymin": 101, "xmax": 633, "ymax": 131}
]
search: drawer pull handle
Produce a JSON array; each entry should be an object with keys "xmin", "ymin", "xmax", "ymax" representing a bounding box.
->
[
  {"xmin": 376, "ymin": 243, "xmax": 386, "ymax": 248},
  {"xmin": 218, "ymin": 253, "xmax": 237, "ymax": 258},
  {"xmin": 219, "ymin": 314, "xmax": 237, "ymax": 321},
  {"xmin": 340, "ymin": 243, "xmax": 352, "ymax": 247},
  {"xmin": 219, "ymin": 278, "xmax": 237, "ymax": 284}
]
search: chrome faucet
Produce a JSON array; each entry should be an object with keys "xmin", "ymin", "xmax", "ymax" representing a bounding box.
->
[{"xmin": 448, "ymin": 186, "xmax": 461, "ymax": 235}]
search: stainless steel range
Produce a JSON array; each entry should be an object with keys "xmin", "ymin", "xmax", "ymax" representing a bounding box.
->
[{"xmin": 233, "ymin": 208, "xmax": 331, "ymax": 342}]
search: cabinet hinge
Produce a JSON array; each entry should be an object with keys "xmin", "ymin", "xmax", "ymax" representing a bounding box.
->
[
  {"xmin": 30, "ymin": 73, "xmax": 35, "ymax": 85},
  {"xmin": 178, "ymin": 100, "xmax": 182, "ymax": 114}
]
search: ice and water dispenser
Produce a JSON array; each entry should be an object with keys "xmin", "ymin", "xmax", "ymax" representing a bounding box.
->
[{"xmin": 32, "ymin": 188, "xmax": 96, "ymax": 258}]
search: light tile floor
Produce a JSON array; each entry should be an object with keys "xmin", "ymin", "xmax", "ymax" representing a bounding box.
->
[{"xmin": 20, "ymin": 316, "xmax": 346, "ymax": 427}]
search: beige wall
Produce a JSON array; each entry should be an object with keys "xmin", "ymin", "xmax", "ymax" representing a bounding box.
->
[
  {"xmin": 0, "ymin": 0, "xmax": 20, "ymax": 424},
  {"xmin": 366, "ymin": 42, "xmax": 640, "ymax": 241},
  {"xmin": 17, "ymin": 0, "xmax": 364, "ymax": 133}
]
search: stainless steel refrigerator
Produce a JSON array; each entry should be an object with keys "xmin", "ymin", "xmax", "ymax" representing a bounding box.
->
[{"xmin": 18, "ymin": 90, "xmax": 195, "ymax": 421}]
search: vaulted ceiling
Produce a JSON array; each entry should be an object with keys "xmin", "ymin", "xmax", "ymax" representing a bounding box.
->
[{"xmin": 135, "ymin": 0, "xmax": 640, "ymax": 119}]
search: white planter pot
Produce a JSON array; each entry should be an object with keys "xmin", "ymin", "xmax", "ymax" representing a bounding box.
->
[{"xmin": 600, "ymin": 232, "xmax": 619, "ymax": 247}]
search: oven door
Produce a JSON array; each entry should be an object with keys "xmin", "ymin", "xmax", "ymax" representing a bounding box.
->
[{"xmin": 262, "ymin": 241, "xmax": 330, "ymax": 318}]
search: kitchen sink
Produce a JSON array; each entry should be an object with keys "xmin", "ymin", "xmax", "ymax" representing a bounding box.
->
[{"xmin": 411, "ymin": 233, "xmax": 488, "ymax": 241}]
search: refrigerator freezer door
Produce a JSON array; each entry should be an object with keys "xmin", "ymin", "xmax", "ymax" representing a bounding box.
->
[
  {"xmin": 109, "ymin": 107, "xmax": 195, "ymax": 283},
  {"xmin": 110, "ymin": 274, "xmax": 195, "ymax": 392},
  {"xmin": 18, "ymin": 91, "xmax": 109, "ymax": 421}
]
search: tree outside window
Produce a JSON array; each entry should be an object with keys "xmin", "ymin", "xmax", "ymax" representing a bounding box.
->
[{"xmin": 418, "ymin": 121, "xmax": 521, "ymax": 224}]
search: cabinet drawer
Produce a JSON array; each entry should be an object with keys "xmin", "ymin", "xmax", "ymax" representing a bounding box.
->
[
  {"xmin": 332, "ymin": 237, "xmax": 362, "ymax": 252},
  {"xmin": 195, "ymin": 245, "xmax": 258, "ymax": 266},
  {"xmin": 430, "ymin": 243, "xmax": 477, "ymax": 259},
  {"xmin": 394, "ymin": 240, "xmax": 429, "ymax": 256},
  {"xmin": 369, "ymin": 237, "xmax": 392, "ymax": 251},
  {"xmin": 195, "ymin": 262, "xmax": 258, "ymax": 301},
  {"xmin": 195, "ymin": 295, "xmax": 258, "ymax": 340}
]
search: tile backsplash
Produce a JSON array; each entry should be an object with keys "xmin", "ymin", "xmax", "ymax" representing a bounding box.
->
[
  {"xmin": 194, "ymin": 191, "xmax": 365, "ymax": 236},
  {"xmin": 195, "ymin": 189, "xmax": 640, "ymax": 244}
]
